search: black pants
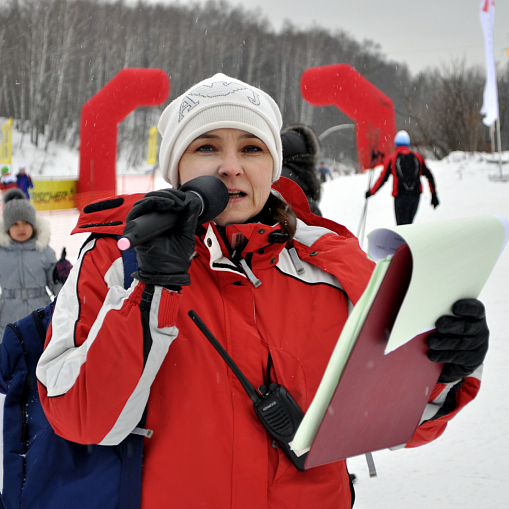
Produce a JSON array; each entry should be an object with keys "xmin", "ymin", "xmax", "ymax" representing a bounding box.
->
[{"xmin": 394, "ymin": 194, "xmax": 420, "ymax": 225}]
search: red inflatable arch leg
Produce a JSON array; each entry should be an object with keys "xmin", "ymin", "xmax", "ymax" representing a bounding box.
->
[
  {"xmin": 79, "ymin": 68, "xmax": 170, "ymax": 205},
  {"xmin": 300, "ymin": 64, "xmax": 397, "ymax": 171}
]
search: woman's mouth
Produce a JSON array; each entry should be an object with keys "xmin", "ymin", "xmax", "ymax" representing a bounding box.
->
[{"xmin": 228, "ymin": 190, "xmax": 246, "ymax": 202}]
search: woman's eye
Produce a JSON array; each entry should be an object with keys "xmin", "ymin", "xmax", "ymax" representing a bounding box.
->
[
  {"xmin": 196, "ymin": 144, "xmax": 215, "ymax": 153},
  {"xmin": 244, "ymin": 145, "xmax": 263, "ymax": 153}
]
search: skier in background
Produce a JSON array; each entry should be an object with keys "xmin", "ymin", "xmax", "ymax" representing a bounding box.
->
[
  {"xmin": 317, "ymin": 161, "xmax": 331, "ymax": 183},
  {"xmin": 365, "ymin": 130, "xmax": 439, "ymax": 225},
  {"xmin": 16, "ymin": 164, "xmax": 34, "ymax": 199}
]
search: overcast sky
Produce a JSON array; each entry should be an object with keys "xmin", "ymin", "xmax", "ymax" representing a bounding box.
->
[{"xmin": 147, "ymin": 0, "xmax": 509, "ymax": 75}]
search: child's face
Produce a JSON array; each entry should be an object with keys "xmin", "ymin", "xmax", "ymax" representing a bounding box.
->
[{"xmin": 9, "ymin": 221, "xmax": 34, "ymax": 242}]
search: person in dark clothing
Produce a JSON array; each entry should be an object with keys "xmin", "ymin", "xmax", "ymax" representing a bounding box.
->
[
  {"xmin": 317, "ymin": 161, "xmax": 331, "ymax": 183},
  {"xmin": 281, "ymin": 124, "xmax": 323, "ymax": 216},
  {"xmin": 365, "ymin": 130, "xmax": 439, "ymax": 225},
  {"xmin": 16, "ymin": 164, "xmax": 34, "ymax": 199}
]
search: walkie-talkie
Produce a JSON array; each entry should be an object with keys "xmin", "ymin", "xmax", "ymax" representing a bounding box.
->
[{"xmin": 188, "ymin": 310, "xmax": 308, "ymax": 471}]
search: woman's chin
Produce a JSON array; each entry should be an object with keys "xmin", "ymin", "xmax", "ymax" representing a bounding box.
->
[
  {"xmin": 214, "ymin": 210, "xmax": 249, "ymax": 227},
  {"xmin": 214, "ymin": 215, "xmax": 242, "ymax": 227}
]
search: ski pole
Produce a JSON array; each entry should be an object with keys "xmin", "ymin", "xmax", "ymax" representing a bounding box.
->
[
  {"xmin": 357, "ymin": 168, "xmax": 374, "ymax": 248},
  {"xmin": 357, "ymin": 200, "xmax": 368, "ymax": 247}
]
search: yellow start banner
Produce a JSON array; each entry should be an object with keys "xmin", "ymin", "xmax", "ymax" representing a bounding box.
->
[
  {"xmin": 31, "ymin": 179, "xmax": 77, "ymax": 211},
  {"xmin": 0, "ymin": 118, "xmax": 12, "ymax": 165},
  {"xmin": 147, "ymin": 125, "xmax": 158, "ymax": 165}
]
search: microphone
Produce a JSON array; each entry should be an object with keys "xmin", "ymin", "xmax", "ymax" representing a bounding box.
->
[{"xmin": 117, "ymin": 175, "xmax": 229, "ymax": 250}]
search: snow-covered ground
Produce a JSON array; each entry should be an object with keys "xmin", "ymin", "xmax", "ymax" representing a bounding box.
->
[{"xmin": 3, "ymin": 126, "xmax": 509, "ymax": 507}]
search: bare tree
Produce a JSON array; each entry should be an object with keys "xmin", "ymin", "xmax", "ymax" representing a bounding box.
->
[
  {"xmin": 3, "ymin": 0, "xmax": 499, "ymax": 168},
  {"xmin": 408, "ymin": 60, "xmax": 489, "ymax": 156}
]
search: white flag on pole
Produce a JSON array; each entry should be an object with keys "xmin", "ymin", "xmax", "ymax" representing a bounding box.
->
[{"xmin": 479, "ymin": 0, "xmax": 499, "ymax": 126}]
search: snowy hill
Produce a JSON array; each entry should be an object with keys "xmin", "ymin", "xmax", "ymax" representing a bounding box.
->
[{"xmin": 3, "ymin": 126, "xmax": 509, "ymax": 507}]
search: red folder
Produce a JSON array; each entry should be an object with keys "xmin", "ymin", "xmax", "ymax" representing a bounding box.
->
[{"xmin": 305, "ymin": 243, "xmax": 443, "ymax": 469}]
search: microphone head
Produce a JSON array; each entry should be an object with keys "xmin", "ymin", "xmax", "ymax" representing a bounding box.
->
[{"xmin": 180, "ymin": 176, "xmax": 229, "ymax": 224}]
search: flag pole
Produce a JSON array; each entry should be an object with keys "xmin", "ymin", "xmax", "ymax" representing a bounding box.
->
[
  {"xmin": 496, "ymin": 118, "xmax": 503, "ymax": 177},
  {"xmin": 480, "ymin": 0, "xmax": 505, "ymax": 180}
]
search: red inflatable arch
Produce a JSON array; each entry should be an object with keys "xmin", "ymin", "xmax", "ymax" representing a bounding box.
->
[
  {"xmin": 300, "ymin": 64, "xmax": 397, "ymax": 171},
  {"xmin": 79, "ymin": 68, "xmax": 170, "ymax": 204}
]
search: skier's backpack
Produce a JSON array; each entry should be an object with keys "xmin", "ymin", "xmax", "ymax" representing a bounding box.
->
[
  {"xmin": 395, "ymin": 152, "xmax": 421, "ymax": 192},
  {"xmin": 0, "ymin": 236, "xmax": 141, "ymax": 509}
]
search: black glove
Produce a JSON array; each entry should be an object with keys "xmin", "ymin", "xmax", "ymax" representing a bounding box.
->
[
  {"xmin": 126, "ymin": 188, "xmax": 201, "ymax": 288},
  {"xmin": 431, "ymin": 193, "xmax": 439, "ymax": 208},
  {"xmin": 52, "ymin": 247, "xmax": 73, "ymax": 284},
  {"xmin": 365, "ymin": 190, "xmax": 372, "ymax": 199},
  {"xmin": 427, "ymin": 299, "xmax": 489, "ymax": 383}
]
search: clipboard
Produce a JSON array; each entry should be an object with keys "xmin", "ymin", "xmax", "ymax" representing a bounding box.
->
[{"xmin": 305, "ymin": 243, "xmax": 443, "ymax": 469}]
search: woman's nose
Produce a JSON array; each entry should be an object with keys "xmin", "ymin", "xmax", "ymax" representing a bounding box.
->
[{"xmin": 218, "ymin": 151, "xmax": 243, "ymax": 178}]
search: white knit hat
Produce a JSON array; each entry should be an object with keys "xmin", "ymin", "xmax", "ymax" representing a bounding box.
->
[{"xmin": 158, "ymin": 73, "xmax": 283, "ymax": 187}]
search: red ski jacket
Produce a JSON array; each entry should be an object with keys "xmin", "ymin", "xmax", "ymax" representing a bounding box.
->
[
  {"xmin": 369, "ymin": 146, "xmax": 437, "ymax": 197},
  {"xmin": 37, "ymin": 178, "xmax": 480, "ymax": 509}
]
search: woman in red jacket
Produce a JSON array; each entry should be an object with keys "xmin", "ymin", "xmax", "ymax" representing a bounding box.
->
[{"xmin": 37, "ymin": 74, "xmax": 488, "ymax": 509}]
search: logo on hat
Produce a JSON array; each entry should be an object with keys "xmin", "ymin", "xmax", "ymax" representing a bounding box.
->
[
  {"xmin": 190, "ymin": 80, "xmax": 247, "ymax": 99},
  {"xmin": 191, "ymin": 80, "xmax": 260, "ymax": 106},
  {"xmin": 178, "ymin": 96, "xmax": 200, "ymax": 122},
  {"xmin": 177, "ymin": 80, "xmax": 262, "ymax": 123}
]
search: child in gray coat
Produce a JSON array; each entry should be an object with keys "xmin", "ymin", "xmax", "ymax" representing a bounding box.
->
[{"xmin": 0, "ymin": 189, "xmax": 71, "ymax": 337}]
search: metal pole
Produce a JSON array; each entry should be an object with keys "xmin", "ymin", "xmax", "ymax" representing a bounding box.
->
[
  {"xmin": 357, "ymin": 169, "xmax": 374, "ymax": 248},
  {"xmin": 496, "ymin": 118, "xmax": 503, "ymax": 177},
  {"xmin": 318, "ymin": 124, "xmax": 355, "ymax": 142}
]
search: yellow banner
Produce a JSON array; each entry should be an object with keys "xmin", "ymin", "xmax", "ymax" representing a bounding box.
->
[
  {"xmin": 0, "ymin": 118, "xmax": 12, "ymax": 165},
  {"xmin": 31, "ymin": 179, "xmax": 77, "ymax": 211},
  {"xmin": 147, "ymin": 125, "xmax": 158, "ymax": 165}
]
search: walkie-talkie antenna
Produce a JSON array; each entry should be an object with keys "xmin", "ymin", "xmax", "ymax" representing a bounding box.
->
[
  {"xmin": 188, "ymin": 310, "xmax": 308, "ymax": 471},
  {"xmin": 188, "ymin": 310, "xmax": 261, "ymax": 404}
]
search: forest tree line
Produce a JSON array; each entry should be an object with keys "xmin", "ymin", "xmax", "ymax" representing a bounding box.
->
[{"xmin": 0, "ymin": 0, "xmax": 508, "ymax": 169}]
